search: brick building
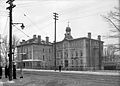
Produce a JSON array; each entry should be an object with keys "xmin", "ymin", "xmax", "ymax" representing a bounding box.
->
[
  {"xmin": 16, "ymin": 25, "xmax": 103, "ymax": 70},
  {"xmin": 17, "ymin": 35, "xmax": 53, "ymax": 69},
  {"xmin": 55, "ymin": 26, "xmax": 103, "ymax": 70}
]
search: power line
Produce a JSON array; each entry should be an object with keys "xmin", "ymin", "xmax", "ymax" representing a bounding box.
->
[
  {"xmin": 13, "ymin": 25, "xmax": 31, "ymax": 38},
  {"xmin": 15, "ymin": 1, "xmax": 43, "ymax": 8},
  {"xmin": 4, "ymin": 0, "xmax": 115, "ymax": 41},
  {"xmin": 23, "ymin": 13, "xmax": 52, "ymax": 32},
  {"xmin": 13, "ymin": 0, "xmax": 111, "ymax": 24},
  {"xmin": 16, "ymin": 0, "xmax": 53, "ymax": 1},
  {"xmin": 12, "ymin": 6, "xmax": 53, "ymax": 36}
]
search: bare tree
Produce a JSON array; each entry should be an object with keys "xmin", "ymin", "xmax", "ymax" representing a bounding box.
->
[
  {"xmin": 2, "ymin": 35, "xmax": 9, "ymax": 64},
  {"xmin": 102, "ymin": 7, "xmax": 120, "ymax": 63},
  {"xmin": 102, "ymin": 7, "xmax": 120, "ymax": 51},
  {"xmin": 12, "ymin": 35, "xmax": 20, "ymax": 61},
  {"xmin": 104, "ymin": 44, "xmax": 119, "ymax": 62},
  {"xmin": 102, "ymin": 7, "xmax": 120, "ymax": 32},
  {"xmin": 1, "ymin": 35, "xmax": 20, "ymax": 64}
]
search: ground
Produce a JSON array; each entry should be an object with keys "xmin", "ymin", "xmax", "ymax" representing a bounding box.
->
[{"xmin": 0, "ymin": 69, "xmax": 119, "ymax": 86}]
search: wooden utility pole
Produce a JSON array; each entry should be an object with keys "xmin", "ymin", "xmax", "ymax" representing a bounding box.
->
[
  {"xmin": 118, "ymin": 0, "xmax": 120, "ymax": 56},
  {"xmin": 6, "ymin": 0, "xmax": 16, "ymax": 81},
  {"xmin": 98, "ymin": 38, "xmax": 101, "ymax": 70},
  {"xmin": 53, "ymin": 13, "xmax": 58, "ymax": 71},
  {"xmin": 0, "ymin": 34, "xmax": 1, "ymax": 64}
]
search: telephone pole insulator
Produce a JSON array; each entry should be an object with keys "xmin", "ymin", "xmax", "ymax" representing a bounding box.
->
[
  {"xmin": 53, "ymin": 13, "xmax": 58, "ymax": 71},
  {"xmin": 6, "ymin": 0, "xmax": 16, "ymax": 81}
]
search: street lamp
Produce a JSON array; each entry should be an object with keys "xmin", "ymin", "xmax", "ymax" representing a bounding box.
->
[
  {"xmin": 12, "ymin": 23, "xmax": 25, "ymax": 62},
  {"xmin": 21, "ymin": 23, "xmax": 25, "ymax": 30},
  {"xmin": 12, "ymin": 23, "xmax": 25, "ymax": 79},
  {"xmin": 13, "ymin": 23, "xmax": 25, "ymax": 30}
]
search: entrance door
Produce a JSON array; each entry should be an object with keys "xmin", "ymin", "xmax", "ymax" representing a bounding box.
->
[{"xmin": 65, "ymin": 60, "xmax": 68, "ymax": 67}]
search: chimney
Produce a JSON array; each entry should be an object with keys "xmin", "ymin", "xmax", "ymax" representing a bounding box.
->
[
  {"xmin": 38, "ymin": 35, "xmax": 41, "ymax": 44},
  {"xmin": 88, "ymin": 32, "xmax": 91, "ymax": 39},
  {"xmin": 22, "ymin": 40, "xmax": 25, "ymax": 42},
  {"xmin": 98, "ymin": 35, "xmax": 101, "ymax": 41},
  {"xmin": 46, "ymin": 36, "xmax": 49, "ymax": 44},
  {"xmin": 33, "ymin": 35, "xmax": 36, "ymax": 39},
  {"xmin": 21, "ymin": 39, "xmax": 25, "ymax": 44}
]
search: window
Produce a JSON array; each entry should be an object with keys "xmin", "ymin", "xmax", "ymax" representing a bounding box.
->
[
  {"xmin": 61, "ymin": 61, "xmax": 63, "ymax": 64},
  {"xmin": 61, "ymin": 52, "xmax": 63, "ymax": 59},
  {"xmin": 66, "ymin": 53, "xmax": 68, "ymax": 58},
  {"xmin": 37, "ymin": 62, "xmax": 41, "ymax": 67},
  {"xmin": 76, "ymin": 60, "xmax": 78, "ymax": 66},
  {"xmin": 80, "ymin": 60, "xmax": 83, "ymax": 64},
  {"xmin": 57, "ymin": 52, "xmax": 59, "ymax": 57},
  {"xmin": 64, "ymin": 52, "xmax": 66, "ymax": 55},
  {"xmin": 43, "ymin": 48, "xmax": 44, "ymax": 53},
  {"xmin": 76, "ymin": 51, "xmax": 78, "ymax": 56},
  {"xmin": 49, "ymin": 56, "xmax": 51, "ymax": 61},
  {"xmin": 43, "ymin": 55, "xmax": 44, "ymax": 61},
  {"xmin": 49, "ymin": 49, "xmax": 51, "ymax": 53},
  {"xmin": 71, "ymin": 51, "xmax": 73, "ymax": 59},
  {"xmin": 71, "ymin": 60, "xmax": 74, "ymax": 65},
  {"xmin": 80, "ymin": 51, "xmax": 83, "ymax": 56},
  {"xmin": 29, "ymin": 51, "xmax": 32, "ymax": 59}
]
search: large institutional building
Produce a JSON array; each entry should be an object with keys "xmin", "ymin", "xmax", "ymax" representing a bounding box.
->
[{"xmin": 16, "ymin": 25, "xmax": 103, "ymax": 70}]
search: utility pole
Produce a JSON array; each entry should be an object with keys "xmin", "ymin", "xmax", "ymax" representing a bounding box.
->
[
  {"xmin": 53, "ymin": 13, "xmax": 58, "ymax": 71},
  {"xmin": 118, "ymin": 1, "xmax": 120, "ymax": 70},
  {"xmin": 0, "ymin": 34, "xmax": 1, "ymax": 64},
  {"xmin": 98, "ymin": 35, "xmax": 101, "ymax": 70},
  {"xmin": 6, "ymin": 0, "xmax": 16, "ymax": 81}
]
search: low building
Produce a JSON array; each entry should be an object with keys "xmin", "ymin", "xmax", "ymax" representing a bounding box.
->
[{"xmin": 102, "ymin": 50, "xmax": 120, "ymax": 70}]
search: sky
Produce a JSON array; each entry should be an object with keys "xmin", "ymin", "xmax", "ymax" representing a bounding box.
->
[{"xmin": 0, "ymin": 0, "xmax": 119, "ymax": 45}]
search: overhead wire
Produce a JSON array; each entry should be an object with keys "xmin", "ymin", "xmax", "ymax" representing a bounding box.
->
[
  {"xmin": 16, "ymin": 7, "xmax": 109, "ymax": 40},
  {"xmin": 15, "ymin": 1, "xmax": 43, "ymax": 8},
  {"xmin": 13, "ymin": 24, "xmax": 31, "ymax": 38},
  {"xmin": 2, "ymin": 0, "xmax": 116, "ymax": 40},
  {"xmin": 23, "ymin": 13, "xmax": 52, "ymax": 32},
  {"xmin": 23, "ymin": 13, "xmax": 54, "ymax": 37},
  {"xmin": 14, "ymin": 6, "xmax": 53, "ymax": 34},
  {"xmin": 14, "ymin": 0, "xmax": 112, "ymax": 22},
  {"xmin": 10, "ymin": 3, "xmax": 54, "ymax": 38}
]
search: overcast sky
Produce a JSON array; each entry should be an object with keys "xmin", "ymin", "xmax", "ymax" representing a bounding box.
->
[{"xmin": 0, "ymin": 0, "xmax": 119, "ymax": 45}]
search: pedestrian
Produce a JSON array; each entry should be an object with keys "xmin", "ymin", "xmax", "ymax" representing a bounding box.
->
[
  {"xmin": 0, "ymin": 65, "xmax": 2, "ymax": 79},
  {"xmin": 13, "ymin": 63, "xmax": 16, "ymax": 79},
  {"xmin": 7, "ymin": 66, "xmax": 10, "ymax": 78},
  {"xmin": 59, "ymin": 65, "xmax": 62, "ymax": 72},
  {"xmin": 5, "ymin": 65, "xmax": 8, "ymax": 78}
]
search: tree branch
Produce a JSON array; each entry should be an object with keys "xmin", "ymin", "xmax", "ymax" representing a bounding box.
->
[{"xmin": 101, "ymin": 15, "xmax": 120, "ymax": 32}]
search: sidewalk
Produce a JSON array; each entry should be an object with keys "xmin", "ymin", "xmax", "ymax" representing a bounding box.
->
[{"xmin": 21, "ymin": 69, "xmax": 120, "ymax": 76}]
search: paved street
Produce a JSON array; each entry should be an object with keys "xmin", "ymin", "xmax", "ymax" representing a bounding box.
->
[{"xmin": 0, "ymin": 69, "xmax": 120, "ymax": 86}]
